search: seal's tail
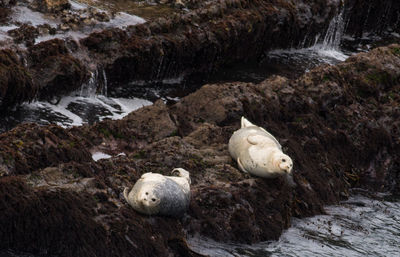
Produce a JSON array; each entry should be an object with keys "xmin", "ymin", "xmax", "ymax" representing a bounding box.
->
[{"xmin": 241, "ymin": 116, "xmax": 254, "ymax": 128}]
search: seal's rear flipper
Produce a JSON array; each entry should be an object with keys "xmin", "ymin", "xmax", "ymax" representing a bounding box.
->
[
  {"xmin": 237, "ymin": 158, "xmax": 248, "ymax": 173},
  {"xmin": 241, "ymin": 117, "xmax": 255, "ymax": 128},
  {"xmin": 123, "ymin": 187, "xmax": 130, "ymax": 202}
]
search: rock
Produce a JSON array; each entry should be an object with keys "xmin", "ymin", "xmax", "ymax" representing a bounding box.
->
[
  {"xmin": 0, "ymin": 0, "xmax": 342, "ymax": 109},
  {"xmin": 8, "ymin": 24, "xmax": 39, "ymax": 46},
  {"xmin": 0, "ymin": 50, "xmax": 37, "ymax": 110},
  {"xmin": 31, "ymin": 0, "xmax": 71, "ymax": 13},
  {"xmin": 345, "ymin": 0, "xmax": 400, "ymax": 38},
  {"xmin": 0, "ymin": 6, "xmax": 11, "ymax": 23},
  {"xmin": 83, "ymin": 0, "xmax": 341, "ymax": 86},
  {"xmin": 27, "ymin": 39, "xmax": 89, "ymax": 100},
  {"xmin": 0, "ymin": 0, "xmax": 15, "ymax": 7}
]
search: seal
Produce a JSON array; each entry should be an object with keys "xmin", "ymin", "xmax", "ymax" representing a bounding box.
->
[
  {"xmin": 229, "ymin": 117, "xmax": 295, "ymax": 186},
  {"xmin": 123, "ymin": 168, "xmax": 191, "ymax": 217}
]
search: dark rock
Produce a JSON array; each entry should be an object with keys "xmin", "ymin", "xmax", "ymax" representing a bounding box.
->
[
  {"xmin": 82, "ymin": 0, "xmax": 341, "ymax": 86},
  {"xmin": 8, "ymin": 24, "xmax": 39, "ymax": 46},
  {"xmin": 28, "ymin": 39, "xmax": 89, "ymax": 100},
  {"xmin": 0, "ymin": 50, "xmax": 37, "ymax": 110},
  {"xmin": 345, "ymin": 0, "xmax": 400, "ymax": 38},
  {"xmin": 0, "ymin": 0, "xmax": 15, "ymax": 7},
  {"xmin": 31, "ymin": 0, "xmax": 71, "ymax": 13},
  {"xmin": 0, "ymin": 6, "xmax": 11, "ymax": 23},
  {"xmin": 0, "ymin": 0, "xmax": 342, "ymax": 109}
]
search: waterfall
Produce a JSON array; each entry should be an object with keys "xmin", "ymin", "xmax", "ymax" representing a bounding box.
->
[
  {"xmin": 80, "ymin": 70, "xmax": 97, "ymax": 97},
  {"xmin": 102, "ymin": 69, "xmax": 108, "ymax": 97},
  {"xmin": 79, "ymin": 68, "xmax": 108, "ymax": 97},
  {"xmin": 320, "ymin": 1, "xmax": 346, "ymax": 50},
  {"xmin": 309, "ymin": 1, "xmax": 348, "ymax": 61}
]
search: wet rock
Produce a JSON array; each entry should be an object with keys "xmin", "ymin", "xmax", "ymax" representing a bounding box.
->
[
  {"xmin": 0, "ymin": 50, "xmax": 37, "ymax": 110},
  {"xmin": 31, "ymin": 0, "xmax": 71, "ymax": 13},
  {"xmin": 0, "ymin": 6, "xmax": 11, "ymax": 23},
  {"xmin": 345, "ymin": 0, "xmax": 400, "ymax": 38},
  {"xmin": 0, "ymin": 0, "xmax": 342, "ymax": 109},
  {"xmin": 27, "ymin": 39, "xmax": 89, "ymax": 100},
  {"xmin": 8, "ymin": 24, "xmax": 39, "ymax": 46},
  {"xmin": 0, "ymin": 0, "xmax": 15, "ymax": 7},
  {"xmin": 84, "ymin": 0, "xmax": 341, "ymax": 85}
]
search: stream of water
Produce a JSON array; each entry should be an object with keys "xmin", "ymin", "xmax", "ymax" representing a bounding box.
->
[{"xmin": 188, "ymin": 194, "xmax": 400, "ymax": 257}]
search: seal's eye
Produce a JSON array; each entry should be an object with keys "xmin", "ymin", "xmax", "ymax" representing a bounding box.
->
[
  {"xmin": 151, "ymin": 198, "xmax": 156, "ymax": 202},
  {"xmin": 282, "ymin": 159, "xmax": 286, "ymax": 162},
  {"xmin": 145, "ymin": 192, "xmax": 149, "ymax": 195}
]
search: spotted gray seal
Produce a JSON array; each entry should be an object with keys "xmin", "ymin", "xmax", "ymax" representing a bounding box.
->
[
  {"xmin": 229, "ymin": 117, "xmax": 295, "ymax": 186},
  {"xmin": 123, "ymin": 168, "xmax": 191, "ymax": 217}
]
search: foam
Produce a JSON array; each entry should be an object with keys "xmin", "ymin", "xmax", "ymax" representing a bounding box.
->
[{"xmin": 92, "ymin": 152, "xmax": 112, "ymax": 161}]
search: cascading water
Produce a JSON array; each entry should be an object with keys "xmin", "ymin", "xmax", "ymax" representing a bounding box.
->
[
  {"xmin": 260, "ymin": 1, "xmax": 349, "ymax": 79},
  {"xmin": 320, "ymin": 2, "xmax": 346, "ymax": 51},
  {"xmin": 0, "ymin": 67, "xmax": 152, "ymax": 133},
  {"xmin": 311, "ymin": 0, "xmax": 348, "ymax": 61}
]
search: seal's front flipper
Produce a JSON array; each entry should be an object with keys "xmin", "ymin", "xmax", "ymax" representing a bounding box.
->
[
  {"xmin": 259, "ymin": 127, "xmax": 282, "ymax": 149},
  {"xmin": 237, "ymin": 158, "xmax": 248, "ymax": 173},
  {"xmin": 247, "ymin": 134, "xmax": 273, "ymax": 146}
]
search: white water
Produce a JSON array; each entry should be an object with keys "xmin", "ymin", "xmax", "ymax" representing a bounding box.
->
[
  {"xmin": 92, "ymin": 152, "xmax": 112, "ymax": 161},
  {"xmin": 188, "ymin": 195, "xmax": 400, "ymax": 257},
  {"xmin": 263, "ymin": 2, "xmax": 349, "ymax": 77},
  {"xmin": 0, "ymin": 1, "xmax": 146, "ymax": 45},
  {"xmin": 1, "ymin": 94, "xmax": 152, "ymax": 131},
  {"xmin": 11, "ymin": 6, "xmax": 58, "ymax": 27}
]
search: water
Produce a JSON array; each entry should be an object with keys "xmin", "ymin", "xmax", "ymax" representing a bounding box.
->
[
  {"xmin": 0, "ymin": 1, "xmax": 146, "ymax": 46},
  {"xmin": 188, "ymin": 194, "xmax": 400, "ymax": 257},
  {"xmin": 0, "ymin": 94, "xmax": 152, "ymax": 132}
]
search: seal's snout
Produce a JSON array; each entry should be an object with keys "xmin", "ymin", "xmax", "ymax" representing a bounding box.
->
[
  {"xmin": 279, "ymin": 162, "xmax": 293, "ymax": 173},
  {"xmin": 284, "ymin": 163, "xmax": 293, "ymax": 173},
  {"xmin": 139, "ymin": 191, "xmax": 159, "ymax": 207}
]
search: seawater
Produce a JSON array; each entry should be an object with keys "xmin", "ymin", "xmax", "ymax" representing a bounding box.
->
[
  {"xmin": 188, "ymin": 194, "xmax": 400, "ymax": 257},
  {"xmin": 0, "ymin": 95, "xmax": 152, "ymax": 133}
]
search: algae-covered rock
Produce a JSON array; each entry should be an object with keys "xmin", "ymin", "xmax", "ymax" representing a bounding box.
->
[{"xmin": 0, "ymin": 50, "xmax": 36, "ymax": 110}]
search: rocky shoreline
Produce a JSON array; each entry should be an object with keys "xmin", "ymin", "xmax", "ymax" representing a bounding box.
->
[
  {"xmin": 1, "ymin": 0, "xmax": 399, "ymax": 111},
  {"xmin": 0, "ymin": 44, "xmax": 399, "ymax": 256}
]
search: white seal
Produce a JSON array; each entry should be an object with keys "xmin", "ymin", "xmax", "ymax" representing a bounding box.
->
[
  {"xmin": 123, "ymin": 168, "xmax": 191, "ymax": 217},
  {"xmin": 229, "ymin": 117, "xmax": 295, "ymax": 186}
]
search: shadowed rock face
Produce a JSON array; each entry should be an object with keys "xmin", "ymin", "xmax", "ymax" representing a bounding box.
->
[
  {"xmin": 345, "ymin": 0, "xmax": 400, "ymax": 38},
  {"xmin": 0, "ymin": 44, "xmax": 399, "ymax": 256},
  {"xmin": 92, "ymin": 0, "xmax": 341, "ymax": 85},
  {"xmin": 0, "ymin": 50, "xmax": 36, "ymax": 109}
]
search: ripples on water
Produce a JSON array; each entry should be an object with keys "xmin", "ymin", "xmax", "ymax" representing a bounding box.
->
[
  {"xmin": 0, "ymin": 94, "xmax": 152, "ymax": 133},
  {"xmin": 188, "ymin": 195, "xmax": 400, "ymax": 257}
]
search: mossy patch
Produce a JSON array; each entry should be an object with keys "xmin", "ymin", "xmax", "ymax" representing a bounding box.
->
[
  {"xmin": 365, "ymin": 72, "xmax": 393, "ymax": 85},
  {"xmin": 391, "ymin": 47, "xmax": 400, "ymax": 56},
  {"xmin": 133, "ymin": 150, "xmax": 146, "ymax": 159}
]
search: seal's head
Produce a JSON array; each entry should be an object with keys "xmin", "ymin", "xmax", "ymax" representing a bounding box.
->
[
  {"xmin": 276, "ymin": 153, "xmax": 293, "ymax": 174},
  {"xmin": 273, "ymin": 153, "xmax": 296, "ymax": 187},
  {"xmin": 136, "ymin": 184, "xmax": 161, "ymax": 214}
]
